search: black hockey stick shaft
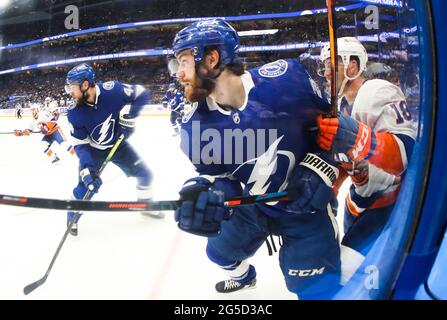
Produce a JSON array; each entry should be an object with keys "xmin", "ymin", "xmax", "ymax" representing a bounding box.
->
[
  {"xmin": 1, "ymin": 189, "xmax": 298, "ymax": 213},
  {"xmin": 23, "ymin": 134, "xmax": 125, "ymax": 295}
]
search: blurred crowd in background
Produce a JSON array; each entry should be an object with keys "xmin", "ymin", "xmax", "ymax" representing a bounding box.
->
[{"xmin": 0, "ymin": 0, "xmax": 419, "ymax": 109}]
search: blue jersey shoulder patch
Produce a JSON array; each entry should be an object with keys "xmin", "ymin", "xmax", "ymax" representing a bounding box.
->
[
  {"xmin": 102, "ymin": 81, "xmax": 115, "ymax": 91},
  {"xmin": 258, "ymin": 59, "xmax": 288, "ymax": 78},
  {"xmin": 182, "ymin": 102, "xmax": 198, "ymax": 123}
]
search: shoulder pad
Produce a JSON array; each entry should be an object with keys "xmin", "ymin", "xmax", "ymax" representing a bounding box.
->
[{"xmin": 258, "ymin": 59, "xmax": 289, "ymax": 78}]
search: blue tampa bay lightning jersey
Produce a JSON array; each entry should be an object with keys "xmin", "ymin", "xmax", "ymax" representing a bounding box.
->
[
  {"xmin": 67, "ymin": 80, "xmax": 149, "ymax": 169},
  {"xmin": 163, "ymin": 90, "xmax": 184, "ymax": 111},
  {"xmin": 180, "ymin": 59, "xmax": 330, "ymax": 217}
]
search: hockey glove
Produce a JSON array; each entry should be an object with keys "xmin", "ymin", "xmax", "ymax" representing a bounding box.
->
[
  {"xmin": 80, "ymin": 167, "xmax": 102, "ymax": 193},
  {"xmin": 339, "ymin": 159, "xmax": 369, "ymax": 186},
  {"xmin": 14, "ymin": 129, "xmax": 31, "ymax": 136},
  {"xmin": 317, "ymin": 113, "xmax": 376, "ymax": 162},
  {"xmin": 119, "ymin": 114, "xmax": 136, "ymax": 139},
  {"xmin": 175, "ymin": 176, "xmax": 227, "ymax": 237},
  {"xmin": 286, "ymin": 153, "xmax": 338, "ymax": 214}
]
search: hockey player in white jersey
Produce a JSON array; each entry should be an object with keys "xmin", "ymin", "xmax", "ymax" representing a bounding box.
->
[
  {"xmin": 316, "ymin": 37, "xmax": 417, "ymax": 283},
  {"xmin": 44, "ymin": 97, "xmax": 52, "ymax": 108},
  {"xmin": 15, "ymin": 102, "xmax": 75, "ymax": 164}
]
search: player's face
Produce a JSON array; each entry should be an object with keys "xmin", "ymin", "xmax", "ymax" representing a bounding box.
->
[
  {"xmin": 175, "ymin": 50, "xmax": 212, "ymax": 102},
  {"xmin": 68, "ymin": 81, "xmax": 89, "ymax": 104},
  {"xmin": 68, "ymin": 84, "xmax": 82, "ymax": 100},
  {"xmin": 323, "ymin": 57, "xmax": 346, "ymax": 92}
]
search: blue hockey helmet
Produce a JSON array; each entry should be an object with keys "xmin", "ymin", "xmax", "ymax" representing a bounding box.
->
[
  {"xmin": 65, "ymin": 63, "xmax": 95, "ymax": 93},
  {"xmin": 168, "ymin": 82, "xmax": 176, "ymax": 89},
  {"xmin": 172, "ymin": 19, "xmax": 240, "ymax": 67}
]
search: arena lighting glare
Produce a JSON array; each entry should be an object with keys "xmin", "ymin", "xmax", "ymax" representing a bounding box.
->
[
  {"xmin": 0, "ymin": 0, "xmax": 12, "ymax": 10},
  {"xmin": 238, "ymin": 29, "xmax": 279, "ymax": 37}
]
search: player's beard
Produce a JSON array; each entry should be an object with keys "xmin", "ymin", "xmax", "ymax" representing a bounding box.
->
[
  {"xmin": 183, "ymin": 72, "xmax": 215, "ymax": 102},
  {"xmin": 75, "ymin": 96, "xmax": 84, "ymax": 105},
  {"xmin": 76, "ymin": 90, "xmax": 91, "ymax": 105}
]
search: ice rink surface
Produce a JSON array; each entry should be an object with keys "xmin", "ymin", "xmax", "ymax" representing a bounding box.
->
[{"xmin": 0, "ymin": 113, "xmax": 347, "ymax": 300}]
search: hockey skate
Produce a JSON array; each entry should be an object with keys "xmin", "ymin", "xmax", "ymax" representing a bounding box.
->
[
  {"xmin": 172, "ymin": 128, "xmax": 180, "ymax": 137},
  {"xmin": 140, "ymin": 211, "xmax": 165, "ymax": 219},
  {"xmin": 67, "ymin": 220, "xmax": 78, "ymax": 236},
  {"xmin": 67, "ymin": 212, "xmax": 79, "ymax": 236},
  {"xmin": 51, "ymin": 155, "xmax": 61, "ymax": 165},
  {"xmin": 215, "ymin": 277, "xmax": 257, "ymax": 293}
]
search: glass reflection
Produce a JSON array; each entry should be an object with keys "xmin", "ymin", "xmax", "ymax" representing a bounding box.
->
[{"xmin": 0, "ymin": 0, "xmax": 422, "ymax": 299}]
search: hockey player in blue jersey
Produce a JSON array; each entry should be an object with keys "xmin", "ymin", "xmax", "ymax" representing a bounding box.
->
[
  {"xmin": 162, "ymin": 82, "xmax": 185, "ymax": 135},
  {"xmin": 65, "ymin": 63, "xmax": 163, "ymax": 236},
  {"xmin": 170, "ymin": 19, "xmax": 341, "ymax": 299}
]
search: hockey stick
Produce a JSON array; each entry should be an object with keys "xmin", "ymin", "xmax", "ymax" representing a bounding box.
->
[
  {"xmin": 308, "ymin": 0, "xmax": 338, "ymax": 132},
  {"xmin": 0, "ymin": 189, "xmax": 297, "ymax": 212},
  {"xmin": 23, "ymin": 134, "xmax": 125, "ymax": 295},
  {"xmin": 0, "ymin": 130, "xmax": 40, "ymax": 135},
  {"xmin": 327, "ymin": 0, "xmax": 338, "ymax": 117}
]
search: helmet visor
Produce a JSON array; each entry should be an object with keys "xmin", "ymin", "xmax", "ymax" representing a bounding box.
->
[
  {"xmin": 64, "ymin": 83, "xmax": 80, "ymax": 94},
  {"xmin": 64, "ymin": 84, "xmax": 73, "ymax": 94},
  {"xmin": 167, "ymin": 57, "xmax": 180, "ymax": 77}
]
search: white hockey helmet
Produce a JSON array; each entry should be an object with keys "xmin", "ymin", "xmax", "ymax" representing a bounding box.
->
[
  {"xmin": 48, "ymin": 101, "xmax": 58, "ymax": 113},
  {"xmin": 30, "ymin": 103, "xmax": 40, "ymax": 118},
  {"xmin": 320, "ymin": 37, "xmax": 368, "ymax": 80}
]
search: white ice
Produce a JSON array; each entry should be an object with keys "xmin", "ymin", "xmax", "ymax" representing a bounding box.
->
[{"xmin": 0, "ymin": 113, "xmax": 348, "ymax": 300}]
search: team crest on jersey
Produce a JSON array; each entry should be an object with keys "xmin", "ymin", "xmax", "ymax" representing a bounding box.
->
[
  {"xmin": 258, "ymin": 60, "xmax": 288, "ymax": 78},
  {"xmin": 91, "ymin": 114, "xmax": 115, "ymax": 145},
  {"xmin": 102, "ymin": 81, "xmax": 115, "ymax": 91},
  {"xmin": 232, "ymin": 112, "xmax": 240, "ymax": 124},
  {"xmin": 233, "ymin": 136, "xmax": 295, "ymax": 196},
  {"xmin": 182, "ymin": 102, "xmax": 198, "ymax": 123},
  {"xmin": 67, "ymin": 100, "xmax": 77, "ymax": 110}
]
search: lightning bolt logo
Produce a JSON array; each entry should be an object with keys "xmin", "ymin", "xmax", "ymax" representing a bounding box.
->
[
  {"xmin": 92, "ymin": 114, "xmax": 115, "ymax": 145},
  {"xmin": 247, "ymin": 136, "xmax": 283, "ymax": 195},
  {"xmin": 232, "ymin": 135, "xmax": 295, "ymax": 199}
]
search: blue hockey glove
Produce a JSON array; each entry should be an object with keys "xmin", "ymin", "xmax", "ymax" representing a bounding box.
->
[
  {"xmin": 286, "ymin": 153, "xmax": 339, "ymax": 214},
  {"xmin": 80, "ymin": 167, "xmax": 102, "ymax": 193},
  {"xmin": 119, "ymin": 114, "xmax": 136, "ymax": 139},
  {"xmin": 175, "ymin": 176, "xmax": 227, "ymax": 237}
]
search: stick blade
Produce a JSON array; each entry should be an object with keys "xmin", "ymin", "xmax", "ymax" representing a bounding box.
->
[{"xmin": 23, "ymin": 277, "xmax": 46, "ymax": 295}]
